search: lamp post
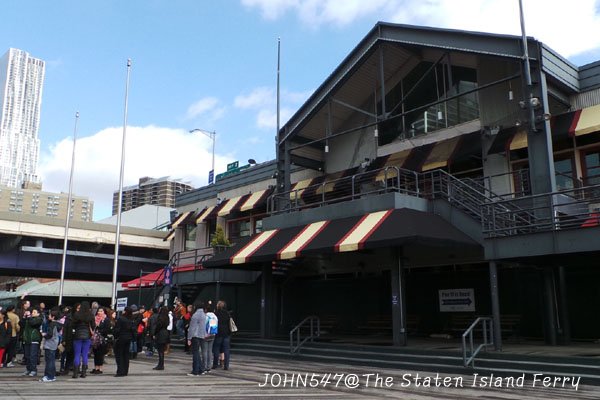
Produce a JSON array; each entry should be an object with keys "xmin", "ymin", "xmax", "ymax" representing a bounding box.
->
[{"xmin": 190, "ymin": 128, "xmax": 216, "ymax": 184}]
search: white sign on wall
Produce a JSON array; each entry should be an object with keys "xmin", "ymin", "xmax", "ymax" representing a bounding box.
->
[
  {"xmin": 116, "ymin": 297, "xmax": 128, "ymax": 312},
  {"xmin": 439, "ymin": 288, "xmax": 475, "ymax": 312}
]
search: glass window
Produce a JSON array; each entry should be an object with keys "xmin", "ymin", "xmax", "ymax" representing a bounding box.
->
[
  {"xmin": 584, "ymin": 151, "xmax": 600, "ymax": 186},
  {"xmin": 228, "ymin": 219, "xmax": 252, "ymax": 241},
  {"xmin": 554, "ymin": 158, "xmax": 574, "ymax": 191},
  {"xmin": 185, "ymin": 224, "xmax": 197, "ymax": 250}
]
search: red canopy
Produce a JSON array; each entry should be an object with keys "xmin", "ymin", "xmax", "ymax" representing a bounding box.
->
[
  {"xmin": 121, "ymin": 269, "xmax": 165, "ymax": 289},
  {"xmin": 121, "ymin": 265, "xmax": 200, "ymax": 289}
]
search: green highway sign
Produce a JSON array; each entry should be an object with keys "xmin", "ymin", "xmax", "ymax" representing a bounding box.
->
[
  {"xmin": 227, "ymin": 161, "xmax": 239, "ymax": 172},
  {"xmin": 216, "ymin": 163, "xmax": 250, "ymax": 181}
]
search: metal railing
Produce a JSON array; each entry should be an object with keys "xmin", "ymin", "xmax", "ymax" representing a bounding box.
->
[
  {"xmin": 268, "ymin": 165, "xmax": 600, "ymax": 239},
  {"xmin": 482, "ymin": 182, "xmax": 600, "ymax": 237},
  {"xmin": 290, "ymin": 315, "xmax": 320, "ymax": 354},
  {"xmin": 462, "ymin": 317, "xmax": 494, "ymax": 368}
]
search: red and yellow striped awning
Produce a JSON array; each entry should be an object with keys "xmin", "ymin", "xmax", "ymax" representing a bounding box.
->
[
  {"xmin": 204, "ymin": 208, "xmax": 479, "ymax": 267},
  {"xmin": 421, "ymin": 136, "xmax": 461, "ymax": 171},
  {"xmin": 196, "ymin": 206, "xmax": 216, "ymax": 224},
  {"xmin": 570, "ymin": 104, "xmax": 600, "ymax": 137}
]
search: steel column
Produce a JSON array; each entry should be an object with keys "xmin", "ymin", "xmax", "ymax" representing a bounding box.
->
[
  {"xmin": 557, "ymin": 266, "xmax": 571, "ymax": 345},
  {"xmin": 489, "ymin": 261, "xmax": 502, "ymax": 351},
  {"xmin": 542, "ymin": 266, "xmax": 558, "ymax": 345},
  {"xmin": 390, "ymin": 248, "xmax": 407, "ymax": 346},
  {"xmin": 260, "ymin": 264, "xmax": 273, "ymax": 338}
]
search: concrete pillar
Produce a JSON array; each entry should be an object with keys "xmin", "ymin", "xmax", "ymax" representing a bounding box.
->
[
  {"xmin": 390, "ymin": 248, "xmax": 407, "ymax": 346},
  {"xmin": 489, "ymin": 261, "xmax": 502, "ymax": 351},
  {"xmin": 196, "ymin": 222, "xmax": 209, "ymax": 248}
]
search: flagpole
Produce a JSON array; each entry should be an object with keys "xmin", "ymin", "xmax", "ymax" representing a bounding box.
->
[
  {"xmin": 58, "ymin": 111, "xmax": 79, "ymax": 306},
  {"xmin": 111, "ymin": 59, "xmax": 132, "ymax": 309}
]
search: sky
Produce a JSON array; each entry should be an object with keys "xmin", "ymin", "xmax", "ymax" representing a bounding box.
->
[{"xmin": 1, "ymin": 0, "xmax": 599, "ymax": 220}]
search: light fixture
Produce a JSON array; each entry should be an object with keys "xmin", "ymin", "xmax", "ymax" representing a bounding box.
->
[
  {"xmin": 248, "ymin": 158, "xmax": 257, "ymax": 165},
  {"xmin": 437, "ymin": 110, "xmax": 443, "ymax": 120},
  {"xmin": 324, "ymin": 144, "xmax": 329, "ymax": 153},
  {"xmin": 508, "ymin": 81, "xmax": 514, "ymax": 101},
  {"xmin": 515, "ymin": 120, "xmax": 521, "ymax": 127},
  {"xmin": 373, "ymin": 128, "xmax": 379, "ymax": 138}
]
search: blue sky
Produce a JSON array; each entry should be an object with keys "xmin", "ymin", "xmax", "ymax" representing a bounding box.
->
[{"xmin": 1, "ymin": 0, "xmax": 599, "ymax": 220}]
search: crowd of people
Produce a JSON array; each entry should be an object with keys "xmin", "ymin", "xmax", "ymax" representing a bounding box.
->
[{"xmin": 0, "ymin": 298, "xmax": 234, "ymax": 382}]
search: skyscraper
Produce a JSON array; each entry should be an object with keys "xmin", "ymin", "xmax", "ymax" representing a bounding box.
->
[{"xmin": 0, "ymin": 48, "xmax": 45, "ymax": 187}]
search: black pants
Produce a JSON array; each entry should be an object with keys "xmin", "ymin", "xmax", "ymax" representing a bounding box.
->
[
  {"xmin": 156, "ymin": 343, "xmax": 166, "ymax": 368},
  {"xmin": 114, "ymin": 339, "xmax": 131, "ymax": 376},
  {"xmin": 93, "ymin": 343, "xmax": 107, "ymax": 367},
  {"xmin": 5, "ymin": 336, "xmax": 17, "ymax": 364}
]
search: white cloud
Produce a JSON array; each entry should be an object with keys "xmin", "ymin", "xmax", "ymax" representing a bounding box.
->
[
  {"xmin": 38, "ymin": 125, "xmax": 234, "ymax": 220},
  {"xmin": 186, "ymin": 97, "xmax": 226, "ymax": 121},
  {"xmin": 242, "ymin": 0, "xmax": 600, "ymax": 59},
  {"xmin": 234, "ymin": 87, "xmax": 312, "ymax": 129}
]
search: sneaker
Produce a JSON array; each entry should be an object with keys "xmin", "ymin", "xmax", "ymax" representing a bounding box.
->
[
  {"xmin": 6, "ymin": 362, "xmax": 15, "ymax": 368},
  {"xmin": 201, "ymin": 370, "xmax": 208, "ymax": 375},
  {"xmin": 187, "ymin": 373, "xmax": 199, "ymax": 377},
  {"xmin": 28, "ymin": 371, "xmax": 38, "ymax": 377},
  {"xmin": 22, "ymin": 370, "xmax": 31, "ymax": 376},
  {"xmin": 40, "ymin": 376, "xmax": 56, "ymax": 382}
]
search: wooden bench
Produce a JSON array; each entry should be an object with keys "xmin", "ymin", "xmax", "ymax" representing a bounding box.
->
[
  {"xmin": 316, "ymin": 315, "xmax": 339, "ymax": 335},
  {"xmin": 449, "ymin": 314, "xmax": 521, "ymax": 339},
  {"xmin": 358, "ymin": 314, "xmax": 420, "ymax": 335}
]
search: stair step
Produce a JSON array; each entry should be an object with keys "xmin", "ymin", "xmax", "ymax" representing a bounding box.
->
[{"xmin": 227, "ymin": 337, "xmax": 600, "ymax": 385}]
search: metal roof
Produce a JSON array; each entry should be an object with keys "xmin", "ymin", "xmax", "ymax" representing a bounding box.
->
[{"xmin": 280, "ymin": 22, "xmax": 587, "ymax": 169}]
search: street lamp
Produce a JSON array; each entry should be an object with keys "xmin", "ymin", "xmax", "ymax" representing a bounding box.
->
[{"xmin": 190, "ymin": 128, "xmax": 216, "ymax": 184}]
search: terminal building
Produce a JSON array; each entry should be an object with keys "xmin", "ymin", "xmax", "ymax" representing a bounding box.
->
[{"xmin": 156, "ymin": 22, "xmax": 600, "ymax": 349}]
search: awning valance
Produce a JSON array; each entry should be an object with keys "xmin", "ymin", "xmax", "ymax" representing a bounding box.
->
[
  {"xmin": 571, "ymin": 104, "xmax": 600, "ymax": 137},
  {"xmin": 204, "ymin": 208, "xmax": 479, "ymax": 268},
  {"xmin": 421, "ymin": 136, "xmax": 461, "ymax": 171}
]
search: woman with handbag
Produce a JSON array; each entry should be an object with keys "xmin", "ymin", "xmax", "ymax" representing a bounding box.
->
[
  {"xmin": 212, "ymin": 300, "xmax": 232, "ymax": 371},
  {"xmin": 90, "ymin": 307, "xmax": 111, "ymax": 374},
  {"xmin": 151, "ymin": 307, "xmax": 170, "ymax": 371},
  {"xmin": 71, "ymin": 301, "xmax": 95, "ymax": 378}
]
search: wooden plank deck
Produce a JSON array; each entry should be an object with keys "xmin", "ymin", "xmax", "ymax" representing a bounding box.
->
[{"xmin": 0, "ymin": 350, "xmax": 597, "ymax": 399}]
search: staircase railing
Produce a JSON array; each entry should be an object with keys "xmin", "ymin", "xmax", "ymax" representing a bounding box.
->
[
  {"xmin": 290, "ymin": 315, "xmax": 320, "ymax": 354},
  {"xmin": 462, "ymin": 317, "xmax": 494, "ymax": 368}
]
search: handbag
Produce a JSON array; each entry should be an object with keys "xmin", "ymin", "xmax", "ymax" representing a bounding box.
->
[
  {"xmin": 229, "ymin": 317, "xmax": 238, "ymax": 333},
  {"xmin": 91, "ymin": 328, "xmax": 104, "ymax": 349}
]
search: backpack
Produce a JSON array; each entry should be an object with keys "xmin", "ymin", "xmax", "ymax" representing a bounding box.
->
[{"xmin": 206, "ymin": 313, "xmax": 218, "ymax": 336}]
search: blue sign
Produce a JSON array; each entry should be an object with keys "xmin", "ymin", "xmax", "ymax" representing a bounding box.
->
[
  {"xmin": 164, "ymin": 265, "xmax": 172, "ymax": 286},
  {"xmin": 208, "ymin": 169, "xmax": 214, "ymax": 184}
]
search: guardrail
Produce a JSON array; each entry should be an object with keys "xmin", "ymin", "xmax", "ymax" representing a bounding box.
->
[
  {"xmin": 290, "ymin": 315, "xmax": 320, "ymax": 354},
  {"xmin": 482, "ymin": 183, "xmax": 600, "ymax": 237},
  {"xmin": 462, "ymin": 317, "xmax": 494, "ymax": 367}
]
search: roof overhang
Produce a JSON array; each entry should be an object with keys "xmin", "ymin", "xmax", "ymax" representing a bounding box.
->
[{"xmin": 280, "ymin": 22, "xmax": 575, "ymax": 170}]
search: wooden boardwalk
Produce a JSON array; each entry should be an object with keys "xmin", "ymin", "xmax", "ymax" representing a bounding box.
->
[{"xmin": 1, "ymin": 350, "xmax": 598, "ymax": 399}]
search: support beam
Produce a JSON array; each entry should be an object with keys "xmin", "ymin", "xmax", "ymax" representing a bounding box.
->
[
  {"xmin": 489, "ymin": 261, "xmax": 502, "ymax": 351},
  {"xmin": 331, "ymin": 98, "xmax": 377, "ymax": 119},
  {"xmin": 542, "ymin": 266, "xmax": 558, "ymax": 345},
  {"xmin": 260, "ymin": 264, "xmax": 273, "ymax": 338},
  {"xmin": 390, "ymin": 248, "xmax": 407, "ymax": 346},
  {"xmin": 557, "ymin": 266, "xmax": 571, "ymax": 345}
]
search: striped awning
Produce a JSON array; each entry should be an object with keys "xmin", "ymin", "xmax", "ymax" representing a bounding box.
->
[
  {"xmin": 570, "ymin": 104, "xmax": 600, "ymax": 137},
  {"xmin": 240, "ymin": 188, "xmax": 272, "ymax": 212},
  {"xmin": 375, "ymin": 150, "xmax": 411, "ymax": 181},
  {"xmin": 218, "ymin": 195, "xmax": 248, "ymax": 217},
  {"xmin": 163, "ymin": 211, "xmax": 195, "ymax": 241},
  {"xmin": 170, "ymin": 211, "xmax": 194, "ymax": 229},
  {"xmin": 203, "ymin": 208, "xmax": 480, "ymax": 268},
  {"xmin": 196, "ymin": 206, "xmax": 216, "ymax": 224},
  {"xmin": 488, "ymin": 106, "xmax": 600, "ymax": 154},
  {"xmin": 421, "ymin": 136, "xmax": 461, "ymax": 171}
]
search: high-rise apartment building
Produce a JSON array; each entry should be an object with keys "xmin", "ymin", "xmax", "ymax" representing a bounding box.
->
[
  {"xmin": 0, "ymin": 182, "xmax": 93, "ymax": 222},
  {"xmin": 0, "ymin": 48, "xmax": 45, "ymax": 188},
  {"xmin": 112, "ymin": 176, "xmax": 194, "ymax": 215}
]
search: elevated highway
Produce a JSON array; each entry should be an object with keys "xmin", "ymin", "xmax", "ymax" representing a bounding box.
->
[{"xmin": 0, "ymin": 212, "xmax": 169, "ymax": 280}]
